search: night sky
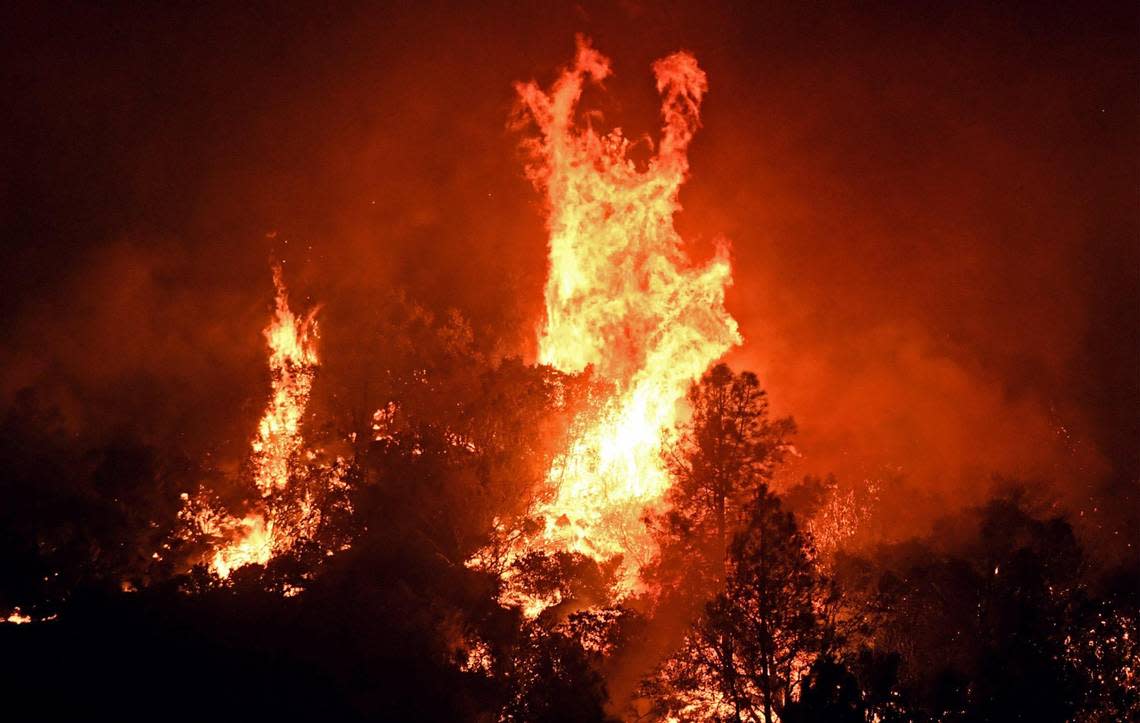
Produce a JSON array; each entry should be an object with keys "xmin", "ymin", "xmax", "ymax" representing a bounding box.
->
[{"xmin": 3, "ymin": 1, "xmax": 1136, "ymax": 547}]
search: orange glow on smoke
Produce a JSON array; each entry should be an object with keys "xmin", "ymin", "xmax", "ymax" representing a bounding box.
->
[{"xmin": 513, "ymin": 38, "xmax": 740, "ymax": 597}]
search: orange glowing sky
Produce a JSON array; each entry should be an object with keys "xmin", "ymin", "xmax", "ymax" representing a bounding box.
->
[{"xmin": 1, "ymin": 1, "xmax": 1135, "ymax": 549}]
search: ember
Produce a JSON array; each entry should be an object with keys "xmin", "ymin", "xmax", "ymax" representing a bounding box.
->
[{"xmin": 0, "ymin": 7, "xmax": 1135, "ymax": 721}]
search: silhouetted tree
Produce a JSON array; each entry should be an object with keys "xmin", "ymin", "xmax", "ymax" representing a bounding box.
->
[
  {"xmin": 781, "ymin": 656, "xmax": 865, "ymax": 723},
  {"xmin": 727, "ymin": 488, "xmax": 831, "ymax": 722},
  {"xmin": 0, "ymin": 388, "xmax": 190, "ymax": 611},
  {"xmin": 653, "ymin": 363, "xmax": 795, "ymax": 600},
  {"xmin": 501, "ymin": 621, "xmax": 615, "ymax": 722},
  {"xmin": 647, "ymin": 488, "xmax": 832, "ymax": 722},
  {"xmin": 836, "ymin": 491, "xmax": 1114, "ymax": 722},
  {"xmin": 644, "ymin": 366, "xmax": 834, "ymax": 722}
]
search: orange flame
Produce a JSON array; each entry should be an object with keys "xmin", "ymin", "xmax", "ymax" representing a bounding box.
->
[
  {"xmin": 208, "ymin": 512, "xmax": 273, "ymax": 579},
  {"xmin": 513, "ymin": 38, "xmax": 741, "ymax": 597},
  {"xmin": 184, "ymin": 266, "xmax": 322, "ymax": 580},
  {"xmin": 252, "ymin": 266, "xmax": 319, "ymax": 496}
]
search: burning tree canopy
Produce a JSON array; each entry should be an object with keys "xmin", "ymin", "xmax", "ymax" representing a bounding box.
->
[
  {"xmin": 496, "ymin": 37, "xmax": 743, "ymax": 603},
  {"xmin": 0, "ymin": 8, "xmax": 1137, "ymax": 722},
  {"xmin": 179, "ymin": 265, "xmax": 350, "ymax": 581},
  {"xmin": 253, "ymin": 265, "xmax": 320, "ymax": 497}
]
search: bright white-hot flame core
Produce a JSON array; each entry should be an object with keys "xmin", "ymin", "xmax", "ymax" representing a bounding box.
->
[
  {"xmin": 516, "ymin": 38, "xmax": 741, "ymax": 595},
  {"xmin": 209, "ymin": 512, "xmax": 273, "ymax": 579}
]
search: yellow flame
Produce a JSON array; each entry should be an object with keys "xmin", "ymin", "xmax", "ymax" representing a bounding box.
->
[
  {"xmin": 515, "ymin": 38, "xmax": 740, "ymax": 596},
  {"xmin": 192, "ymin": 266, "xmax": 321, "ymax": 579},
  {"xmin": 210, "ymin": 513, "xmax": 273, "ymax": 579},
  {"xmin": 252, "ymin": 265, "xmax": 319, "ymax": 496}
]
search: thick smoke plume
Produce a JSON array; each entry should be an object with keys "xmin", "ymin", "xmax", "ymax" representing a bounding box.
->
[{"xmin": 2, "ymin": 1, "xmax": 1135, "ymax": 555}]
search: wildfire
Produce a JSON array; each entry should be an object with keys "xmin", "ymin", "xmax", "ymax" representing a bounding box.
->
[
  {"xmin": 182, "ymin": 265, "xmax": 328, "ymax": 580},
  {"xmin": 511, "ymin": 38, "xmax": 740, "ymax": 597},
  {"xmin": 253, "ymin": 266, "xmax": 319, "ymax": 496},
  {"xmin": 207, "ymin": 512, "xmax": 273, "ymax": 579}
]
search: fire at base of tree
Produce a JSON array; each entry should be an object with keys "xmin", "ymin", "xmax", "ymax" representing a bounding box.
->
[
  {"xmin": 0, "ymin": 18, "xmax": 1137, "ymax": 723},
  {"xmin": 1, "ymin": 323, "xmax": 1136, "ymax": 721}
]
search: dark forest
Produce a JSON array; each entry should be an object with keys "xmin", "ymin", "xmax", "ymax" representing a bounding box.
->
[{"xmin": 1, "ymin": 2, "xmax": 1136, "ymax": 721}]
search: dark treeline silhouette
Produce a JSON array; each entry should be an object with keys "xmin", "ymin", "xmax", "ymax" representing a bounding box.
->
[{"xmin": 0, "ymin": 312, "xmax": 1136, "ymax": 721}]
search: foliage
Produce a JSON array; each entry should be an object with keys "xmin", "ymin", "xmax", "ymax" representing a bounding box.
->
[
  {"xmin": 651, "ymin": 363, "xmax": 795, "ymax": 603},
  {"xmin": 0, "ymin": 348, "xmax": 1136, "ymax": 722}
]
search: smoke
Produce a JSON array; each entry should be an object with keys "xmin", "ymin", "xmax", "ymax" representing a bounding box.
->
[
  {"xmin": 1, "ymin": 5, "xmax": 1134, "ymax": 716},
  {"xmin": 1, "ymin": 2, "xmax": 1135, "ymax": 544},
  {"xmin": 0, "ymin": 241, "xmax": 267, "ymax": 460},
  {"xmin": 682, "ymin": 0, "xmax": 1138, "ymax": 538}
]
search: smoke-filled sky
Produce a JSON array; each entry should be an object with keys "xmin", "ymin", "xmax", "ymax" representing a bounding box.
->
[{"xmin": 2, "ymin": 1, "xmax": 1136, "ymax": 543}]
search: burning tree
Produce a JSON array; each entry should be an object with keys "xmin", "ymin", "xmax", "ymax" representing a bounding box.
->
[
  {"xmin": 493, "ymin": 36, "xmax": 742, "ymax": 608},
  {"xmin": 2, "ymin": 22, "xmax": 1135, "ymax": 723},
  {"xmin": 177, "ymin": 265, "xmax": 351, "ymax": 583}
]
